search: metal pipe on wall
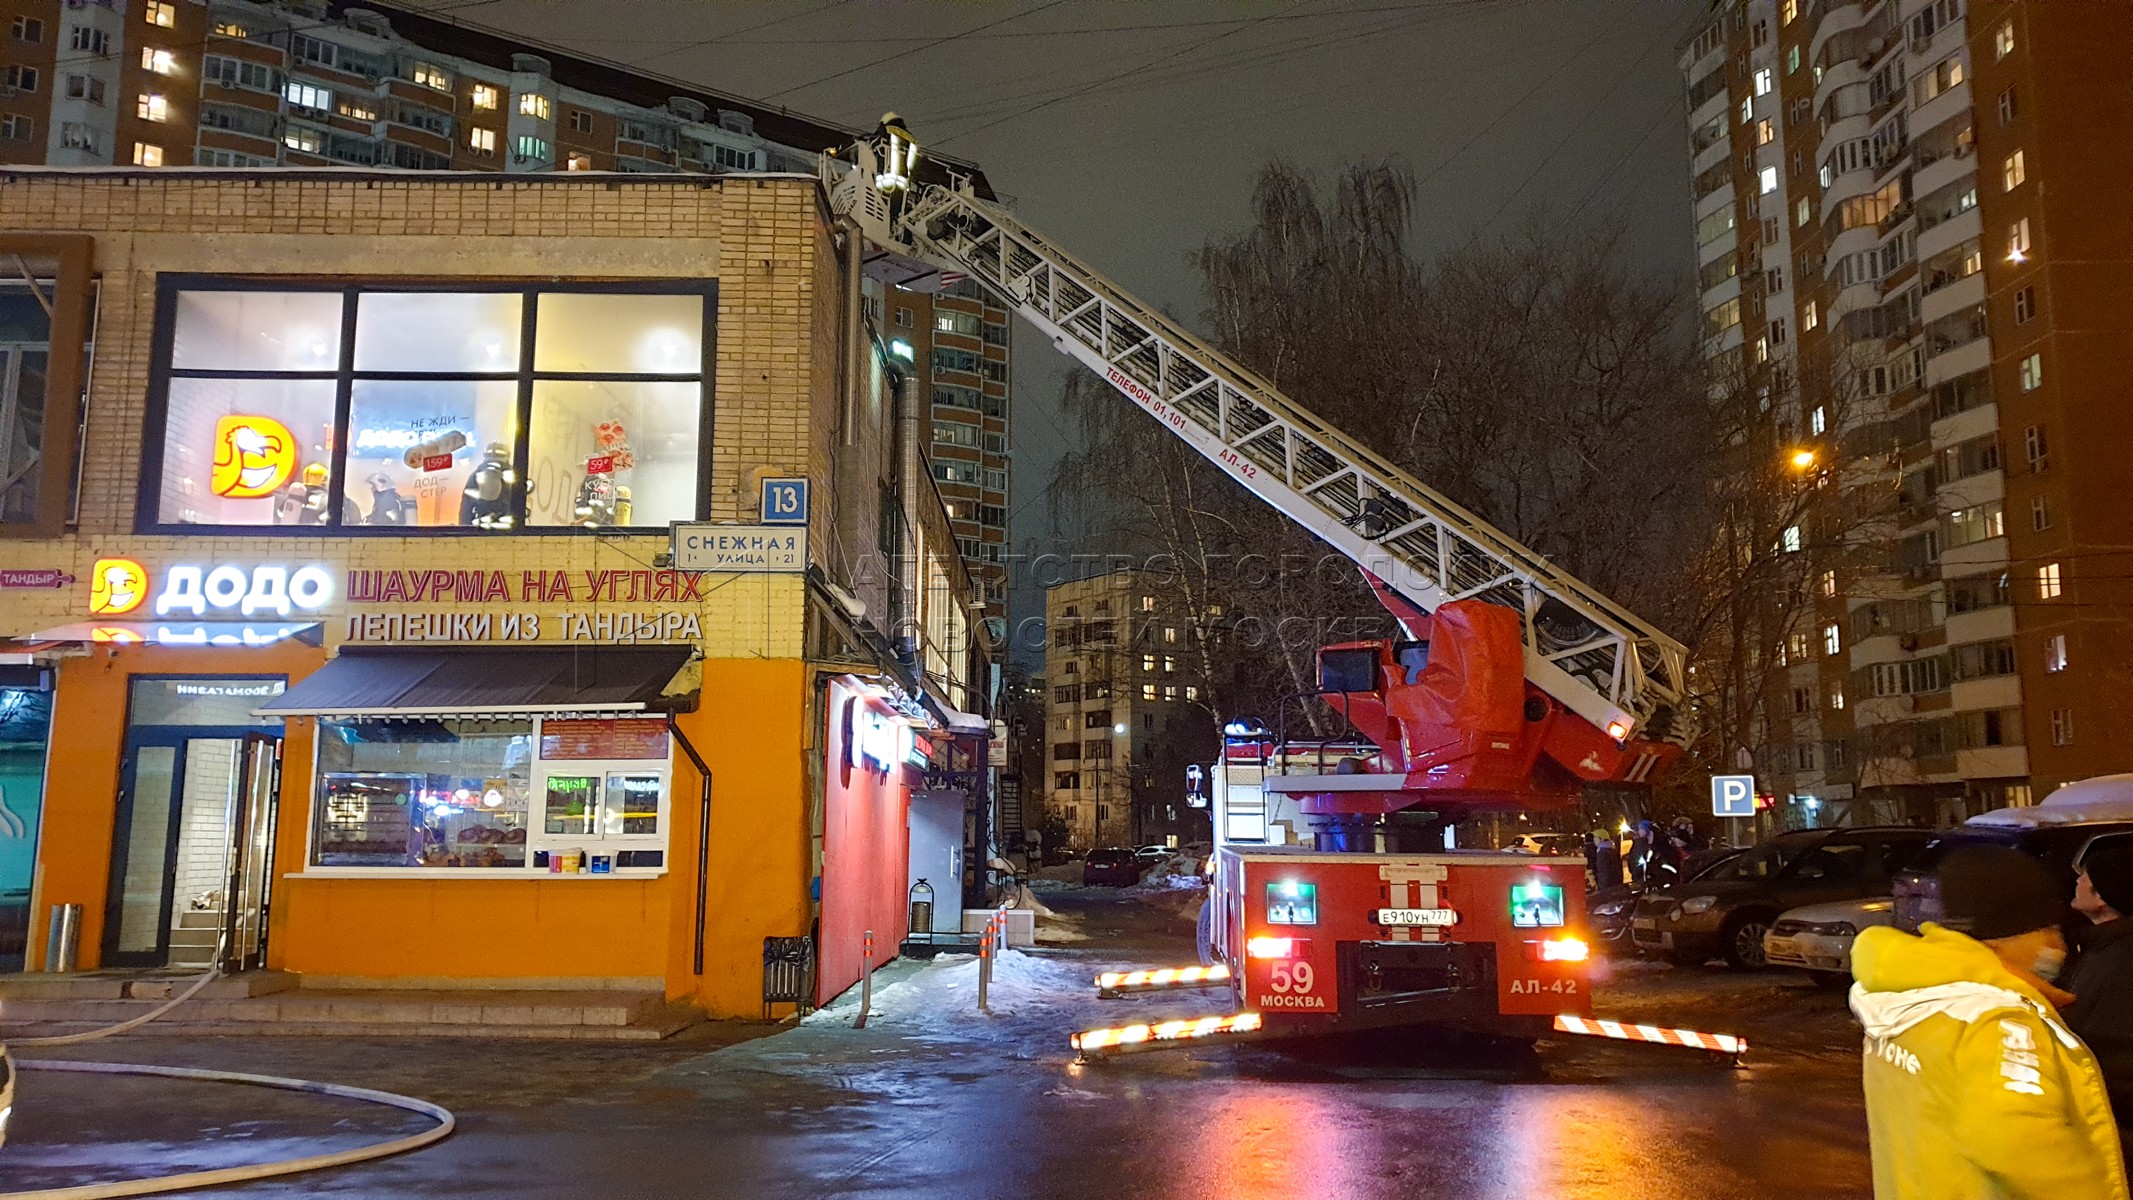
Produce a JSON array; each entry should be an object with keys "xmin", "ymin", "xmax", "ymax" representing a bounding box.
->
[{"xmin": 840, "ymin": 217, "xmax": 864, "ymax": 448}]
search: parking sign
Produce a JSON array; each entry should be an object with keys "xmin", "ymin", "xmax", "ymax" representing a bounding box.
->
[{"xmin": 1711, "ymin": 774, "xmax": 1756, "ymax": 818}]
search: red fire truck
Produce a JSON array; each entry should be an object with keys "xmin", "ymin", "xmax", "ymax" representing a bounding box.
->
[{"xmin": 825, "ymin": 123, "xmax": 1707, "ymax": 1052}]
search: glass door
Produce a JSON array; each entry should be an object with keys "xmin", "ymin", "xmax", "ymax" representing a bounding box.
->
[{"xmin": 103, "ymin": 733, "xmax": 281, "ymax": 969}]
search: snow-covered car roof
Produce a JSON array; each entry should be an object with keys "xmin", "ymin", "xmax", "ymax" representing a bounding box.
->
[
  {"xmin": 1774, "ymin": 896, "xmax": 1896, "ymax": 925},
  {"xmin": 1969, "ymin": 774, "xmax": 2133, "ymax": 828}
]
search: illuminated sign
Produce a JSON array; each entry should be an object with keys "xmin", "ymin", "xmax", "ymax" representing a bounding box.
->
[
  {"xmin": 845, "ymin": 697, "xmax": 909, "ymax": 774},
  {"xmin": 1264, "ymin": 880, "xmax": 1318, "ymax": 926},
  {"xmin": 90, "ymin": 558, "xmax": 149, "ymax": 615},
  {"xmin": 210, "ymin": 415, "xmax": 298, "ymax": 499},
  {"xmin": 1510, "ymin": 882, "xmax": 1566, "ymax": 929},
  {"xmin": 145, "ymin": 564, "xmax": 334, "ymax": 619}
]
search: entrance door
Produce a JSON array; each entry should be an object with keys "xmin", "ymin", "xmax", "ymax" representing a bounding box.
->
[{"xmin": 103, "ymin": 732, "xmax": 282, "ymax": 969}]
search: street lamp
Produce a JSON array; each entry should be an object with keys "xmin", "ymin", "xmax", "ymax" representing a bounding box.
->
[{"xmin": 1788, "ymin": 448, "xmax": 1818, "ymax": 472}]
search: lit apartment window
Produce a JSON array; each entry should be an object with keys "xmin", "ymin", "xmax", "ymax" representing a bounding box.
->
[
  {"xmin": 468, "ymin": 127, "xmax": 496, "ymax": 156},
  {"xmin": 1795, "ymin": 197, "xmax": 1811, "ymax": 227},
  {"xmin": 2003, "ymin": 150, "xmax": 2026, "ymax": 191},
  {"xmin": 1782, "ymin": 525, "xmax": 1802, "ymax": 553},
  {"xmin": 1820, "ymin": 569, "xmax": 1836, "ymax": 598},
  {"xmin": 1786, "ymin": 632, "xmax": 1811, "ymax": 662},
  {"xmin": 2051, "ymin": 708, "xmax": 2073, "ymax": 746},
  {"xmin": 1738, "ymin": 96, "xmax": 1752, "ymax": 125},
  {"xmin": 2019, "ymin": 353, "xmax": 2043, "ymax": 392},
  {"xmin": 565, "ymin": 152, "xmax": 592, "ymax": 171},
  {"xmin": 514, "ymin": 135, "xmax": 549, "ymax": 162},
  {"xmin": 1142, "ymin": 654, "xmax": 1156, "ymax": 672},
  {"xmin": 1823, "ymin": 624, "xmax": 1841, "ymax": 656},
  {"xmin": 2045, "ymin": 634, "xmax": 2068, "ymax": 673},
  {"xmin": 283, "ymin": 126, "xmax": 321, "ymax": 153},
  {"xmin": 1802, "ymin": 300, "xmax": 1817, "ymax": 331},
  {"xmin": 1185, "ymin": 686, "xmax": 1199, "ymax": 702},
  {"xmin": 141, "ymin": 48, "xmax": 176, "ymax": 75},
  {"xmin": 519, "ymin": 93, "xmax": 552, "ymax": 120},
  {"xmin": 338, "ymin": 98, "xmax": 377, "ymax": 121},
  {"xmin": 212, "ymin": 21, "xmax": 249, "ymax": 38},
  {"xmin": 411, "ymin": 62, "xmax": 451, "ymax": 91},
  {"xmin": 1753, "ymin": 68, "xmax": 1773, "ymax": 96},
  {"xmin": 1140, "ymin": 683, "xmax": 1156, "ymax": 701},
  {"xmin": 2038, "ymin": 562, "xmax": 2062, "ymax": 600},
  {"xmin": 1994, "ymin": 20, "xmax": 2015, "ymax": 60},
  {"xmin": 146, "ymin": 1, "xmax": 176, "ymax": 27},
  {"xmin": 1781, "ymin": 0, "xmax": 1797, "ymax": 23},
  {"xmin": 2031, "ymin": 495, "xmax": 2052, "ymax": 531},
  {"xmin": 1827, "ymin": 682, "xmax": 1844, "ymax": 711},
  {"xmin": 1753, "ymin": 336, "xmax": 1769, "ymax": 364},
  {"xmin": 467, "ymin": 84, "xmax": 497, "ymax": 111},
  {"xmin": 2014, "ymin": 286, "xmax": 2035, "ymax": 323},
  {"xmin": 1759, "ymin": 165, "xmax": 1777, "ymax": 194},
  {"xmin": 283, "ymin": 81, "xmax": 329, "ymax": 112},
  {"xmin": 1756, "ymin": 119, "xmax": 1774, "ymax": 146},
  {"xmin": 2008, "ymin": 218, "xmax": 2031, "ymax": 260},
  {"xmin": 132, "ymin": 142, "xmax": 163, "ymax": 167},
  {"xmin": 136, "ymin": 93, "xmax": 167, "ymax": 121},
  {"xmin": 1810, "ymin": 405, "xmax": 1826, "ymax": 434}
]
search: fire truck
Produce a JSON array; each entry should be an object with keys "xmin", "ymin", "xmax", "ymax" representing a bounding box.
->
[{"xmin": 825, "ymin": 124, "xmax": 1709, "ymax": 1052}]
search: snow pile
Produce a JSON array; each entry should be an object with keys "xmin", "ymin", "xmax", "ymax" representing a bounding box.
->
[
  {"xmin": 805, "ymin": 949, "xmax": 1107, "ymax": 1045},
  {"xmin": 1124, "ymin": 872, "xmax": 1206, "ymax": 896}
]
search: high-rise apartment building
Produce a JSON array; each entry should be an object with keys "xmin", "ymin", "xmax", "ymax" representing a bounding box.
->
[
  {"xmin": 1043, "ymin": 572, "xmax": 1211, "ymax": 852},
  {"xmin": 0, "ymin": 0, "xmax": 1010, "ymax": 593},
  {"xmin": 1680, "ymin": 0, "xmax": 2132, "ymax": 824}
]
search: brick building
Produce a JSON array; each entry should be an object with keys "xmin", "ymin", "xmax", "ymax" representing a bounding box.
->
[
  {"xmin": 1678, "ymin": 0, "xmax": 2133, "ymax": 824},
  {"xmin": 0, "ymin": 167, "xmax": 982, "ymax": 1017},
  {"xmin": 0, "ymin": 0, "xmax": 1010, "ymax": 602}
]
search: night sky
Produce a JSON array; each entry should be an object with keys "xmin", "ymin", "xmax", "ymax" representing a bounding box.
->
[{"xmin": 415, "ymin": 0, "xmax": 1700, "ymax": 618}]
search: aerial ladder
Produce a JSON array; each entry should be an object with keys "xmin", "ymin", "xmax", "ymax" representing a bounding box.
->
[{"xmin": 825, "ymin": 127, "xmax": 1735, "ymax": 1058}]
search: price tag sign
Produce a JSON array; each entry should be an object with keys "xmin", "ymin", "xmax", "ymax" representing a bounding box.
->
[
  {"xmin": 421, "ymin": 453, "xmax": 454, "ymax": 472},
  {"xmin": 586, "ymin": 455, "xmax": 615, "ymax": 475}
]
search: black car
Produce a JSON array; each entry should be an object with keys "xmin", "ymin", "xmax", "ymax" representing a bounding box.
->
[
  {"xmin": 1590, "ymin": 848, "xmax": 1747, "ymax": 950},
  {"xmin": 1892, "ymin": 812, "xmax": 2133, "ymax": 931},
  {"xmin": 1082, "ymin": 848, "xmax": 1142, "ymax": 887},
  {"xmin": 1630, "ymin": 826, "xmax": 1936, "ymax": 968}
]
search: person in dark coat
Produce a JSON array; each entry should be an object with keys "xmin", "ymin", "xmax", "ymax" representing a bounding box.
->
[{"xmin": 2067, "ymin": 842, "xmax": 2133, "ymax": 1140}]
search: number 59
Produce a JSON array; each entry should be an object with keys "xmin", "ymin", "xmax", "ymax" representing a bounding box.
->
[{"xmin": 1270, "ymin": 962, "xmax": 1315, "ymax": 994}]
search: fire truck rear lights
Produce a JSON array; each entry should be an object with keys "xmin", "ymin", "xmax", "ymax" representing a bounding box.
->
[
  {"xmin": 1072, "ymin": 1012, "xmax": 1264, "ymax": 1056},
  {"xmin": 1554, "ymin": 1015, "xmax": 1746, "ymax": 1056},
  {"xmin": 1606, "ymin": 720, "xmax": 1632, "ymax": 742},
  {"xmin": 1095, "ymin": 964, "xmax": 1231, "ymax": 995},
  {"xmin": 1540, "ymin": 937, "xmax": 1590, "ymax": 963},
  {"xmin": 1246, "ymin": 936, "xmax": 1300, "ymax": 959}
]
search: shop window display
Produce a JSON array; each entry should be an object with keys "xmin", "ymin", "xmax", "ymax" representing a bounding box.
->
[
  {"xmin": 312, "ymin": 716, "xmax": 670, "ymax": 873},
  {"xmin": 149, "ymin": 282, "xmax": 710, "ymax": 534}
]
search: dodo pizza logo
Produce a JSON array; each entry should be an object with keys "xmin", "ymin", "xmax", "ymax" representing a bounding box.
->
[
  {"xmin": 209, "ymin": 415, "xmax": 297, "ymax": 499},
  {"xmin": 89, "ymin": 558, "xmax": 148, "ymax": 615}
]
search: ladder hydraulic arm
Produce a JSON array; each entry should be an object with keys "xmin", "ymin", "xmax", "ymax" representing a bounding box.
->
[{"xmin": 825, "ymin": 143, "xmax": 1693, "ymax": 752}]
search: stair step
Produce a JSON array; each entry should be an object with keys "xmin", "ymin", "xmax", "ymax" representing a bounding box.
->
[{"xmin": 0, "ymin": 997, "xmax": 702, "ymax": 1041}]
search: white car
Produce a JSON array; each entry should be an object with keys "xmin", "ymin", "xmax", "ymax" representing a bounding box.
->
[{"xmin": 1764, "ymin": 896, "xmax": 1895, "ymax": 981}]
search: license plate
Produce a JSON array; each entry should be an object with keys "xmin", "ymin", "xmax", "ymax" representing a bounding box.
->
[
  {"xmin": 1766, "ymin": 938, "xmax": 1796, "ymax": 954},
  {"xmin": 1633, "ymin": 918, "xmax": 1657, "ymax": 931},
  {"xmin": 1375, "ymin": 907, "xmax": 1458, "ymax": 927}
]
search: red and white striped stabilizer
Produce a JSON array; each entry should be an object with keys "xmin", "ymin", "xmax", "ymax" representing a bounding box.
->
[
  {"xmin": 1071, "ymin": 1012, "xmax": 1263, "ymax": 1059},
  {"xmin": 1553, "ymin": 1014, "xmax": 1747, "ymax": 1057},
  {"xmin": 1094, "ymin": 963, "xmax": 1231, "ymax": 998}
]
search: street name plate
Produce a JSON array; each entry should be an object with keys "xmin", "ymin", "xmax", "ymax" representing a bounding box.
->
[{"xmin": 1374, "ymin": 907, "xmax": 1458, "ymax": 927}]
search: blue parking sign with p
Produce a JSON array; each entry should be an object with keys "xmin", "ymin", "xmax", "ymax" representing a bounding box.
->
[
  {"xmin": 761, "ymin": 478, "xmax": 808, "ymax": 525},
  {"xmin": 1712, "ymin": 775, "xmax": 1756, "ymax": 818}
]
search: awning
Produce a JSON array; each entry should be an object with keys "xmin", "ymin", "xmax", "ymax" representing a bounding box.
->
[
  {"xmin": 21, "ymin": 621, "xmax": 324, "ymax": 648},
  {"xmin": 258, "ymin": 645, "xmax": 696, "ymax": 718}
]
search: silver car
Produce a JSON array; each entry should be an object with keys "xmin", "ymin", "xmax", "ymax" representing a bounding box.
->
[{"xmin": 1764, "ymin": 896, "xmax": 1895, "ymax": 982}]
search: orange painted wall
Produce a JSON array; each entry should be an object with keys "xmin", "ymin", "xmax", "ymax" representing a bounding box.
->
[
  {"xmin": 31, "ymin": 640, "xmax": 327, "ymax": 970},
  {"xmin": 267, "ymin": 658, "xmax": 813, "ymax": 1018}
]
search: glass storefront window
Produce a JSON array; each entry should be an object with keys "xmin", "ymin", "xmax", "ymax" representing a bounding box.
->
[
  {"xmin": 346, "ymin": 380, "xmax": 519, "ymax": 527},
  {"xmin": 312, "ymin": 719, "xmax": 533, "ymax": 869},
  {"xmin": 526, "ymin": 381, "xmax": 700, "ymax": 528},
  {"xmin": 148, "ymin": 282, "xmax": 711, "ymax": 534},
  {"xmin": 156, "ymin": 378, "xmax": 340, "ymax": 526}
]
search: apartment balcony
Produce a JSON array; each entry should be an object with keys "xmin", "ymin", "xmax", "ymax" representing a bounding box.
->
[
  {"xmin": 1701, "ymin": 272, "xmax": 1741, "ymax": 310},
  {"xmin": 1688, "ymin": 88, "xmax": 1730, "ymax": 135},
  {"xmin": 1826, "ymin": 220, "xmax": 1884, "ymax": 269},
  {"xmin": 1920, "ymin": 270, "xmax": 1984, "ymax": 326},
  {"xmin": 1812, "ymin": 2, "xmax": 1876, "ymax": 67},
  {"xmin": 1931, "ymin": 401, "xmax": 1998, "ymax": 449},
  {"xmin": 1916, "ymin": 204, "xmax": 1980, "ymax": 263},
  {"xmin": 1955, "ymin": 745, "xmax": 2029, "ymax": 781},
  {"xmin": 1911, "ymin": 80, "xmax": 1972, "ymax": 143},
  {"xmin": 1692, "ymin": 135, "xmax": 1731, "ymax": 178},
  {"xmin": 1937, "ymin": 469, "xmax": 2004, "ymax": 517},
  {"xmin": 1939, "ymin": 535, "xmax": 2008, "ymax": 575},
  {"xmin": 1924, "ymin": 332, "xmax": 1991, "ymax": 389},
  {"xmin": 1945, "ymin": 605, "xmax": 2015, "ymax": 648},
  {"xmin": 1950, "ymin": 673, "xmax": 2022, "ymax": 713}
]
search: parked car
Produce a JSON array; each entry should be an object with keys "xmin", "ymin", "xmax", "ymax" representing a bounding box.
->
[
  {"xmin": 1133, "ymin": 845, "xmax": 1173, "ymax": 864},
  {"xmin": 1630, "ymin": 826, "xmax": 1936, "ymax": 968},
  {"xmin": 1082, "ymin": 848, "xmax": 1142, "ymax": 887},
  {"xmin": 1505, "ymin": 832, "xmax": 1575, "ymax": 855},
  {"xmin": 1764, "ymin": 896, "xmax": 1896, "ymax": 983},
  {"xmin": 1893, "ymin": 776, "xmax": 2133, "ymax": 932},
  {"xmin": 1591, "ymin": 848, "xmax": 1748, "ymax": 952}
]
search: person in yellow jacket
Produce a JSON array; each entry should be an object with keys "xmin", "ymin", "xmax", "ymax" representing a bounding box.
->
[{"xmin": 1850, "ymin": 845, "xmax": 2130, "ymax": 1199}]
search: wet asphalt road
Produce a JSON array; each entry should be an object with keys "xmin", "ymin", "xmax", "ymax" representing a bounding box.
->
[{"xmin": 4, "ymin": 887, "xmax": 1872, "ymax": 1199}]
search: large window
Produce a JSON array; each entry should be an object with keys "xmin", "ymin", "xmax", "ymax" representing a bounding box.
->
[
  {"xmin": 311, "ymin": 716, "xmax": 670, "ymax": 873},
  {"xmin": 146, "ymin": 281, "xmax": 712, "ymax": 533}
]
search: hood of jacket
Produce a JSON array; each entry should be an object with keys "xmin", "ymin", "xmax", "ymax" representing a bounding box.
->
[{"xmin": 1849, "ymin": 923, "xmax": 2075, "ymax": 1047}]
